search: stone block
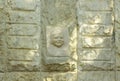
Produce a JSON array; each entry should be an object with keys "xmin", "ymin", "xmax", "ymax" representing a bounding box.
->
[
  {"xmin": 80, "ymin": 25, "xmax": 113, "ymax": 35},
  {"xmin": 115, "ymin": 0, "xmax": 120, "ymax": 23},
  {"xmin": 0, "ymin": 35, "xmax": 4, "ymax": 46},
  {"xmin": 82, "ymin": 37, "xmax": 112, "ymax": 48},
  {"xmin": 0, "ymin": 46, "xmax": 5, "ymax": 57},
  {"xmin": 10, "ymin": 0, "xmax": 36, "ymax": 11},
  {"xmin": 0, "ymin": 58, "xmax": 6, "ymax": 72},
  {"xmin": 0, "ymin": 73, "xmax": 5, "ymax": 81},
  {"xmin": 78, "ymin": 11, "xmax": 113, "ymax": 25},
  {"xmin": 41, "ymin": 72, "xmax": 77, "ymax": 81},
  {"xmin": 8, "ymin": 24, "xmax": 38, "ymax": 36},
  {"xmin": 7, "ymin": 36, "xmax": 38, "ymax": 49},
  {"xmin": 8, "ymin": 49, "xmax": 39, "ymax": 60},
  {"xmin": 79, "ymin": 61, "xmax": 114, "ymax": 71},
  {"xmin": 116, "ymin": 54, "xmax": 120, "ymax": 70},
  {"xmin": 115, "ymin": 22, "xmax": 120, "ymax": 29},
  {"xmin": 78, "ymin": 71, "xmax": 115, "ymax": 81},
  {"xmin": 116, "ymin": 71, "xmax": 120, "ymax": 81},
  {"xmin": 43, "ymin": 62, "xmax": 76, "ymax": 72},
  {"xmin": 77, "ymin": 0, "xmax": 112, "ymax": 11},
  {"xmin": 7, "ymin": 11, "xmax": 38, "ymax": 23},
  {"xmin": 80, "ymin": 49, "xmax": 114, "ymax": 60},
  {"xmin": 6, "ymin": 72, "xmax": 41, "ymax": 81},
  {"xmin": 0, "ymin": 1, "xmax": 4, "ymax": 9},
  {"xmin": 7, "ymin": 60, "xmax": 40, "ymax": 71},
  {"xmin": 115, "ymin": 29, "xmax": 120, "ymax": 53}
]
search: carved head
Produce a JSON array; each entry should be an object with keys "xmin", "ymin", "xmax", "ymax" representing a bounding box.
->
[{"xmin": 50, "ymin": 29, "xmax": 64, "ymax": 48}]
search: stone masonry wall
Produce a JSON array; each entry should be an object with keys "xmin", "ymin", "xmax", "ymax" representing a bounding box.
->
[
  {"xmin": 77, "ymin": 0, "xmax": 115, "ymax": 81},
  {"xmin": 0, "ymin": 0, "xmax": 41, "ymax": 81},
  {"xmin": 0, "ymin": 0, "xmax": 120, "ymax": 81}
]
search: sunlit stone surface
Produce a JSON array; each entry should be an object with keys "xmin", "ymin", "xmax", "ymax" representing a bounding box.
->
[{"xmin": 0, "ymin": 0, "xmax": 119, "ymax": 81}]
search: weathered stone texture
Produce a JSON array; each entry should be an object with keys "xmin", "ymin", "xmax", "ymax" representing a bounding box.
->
[
  {"xmin": 8, "ymin": 24, "xmax": 38, "ymax": 36},
  {"xmin": 0, "ymin": 0, "xmax": 119, "ymax": 81},
  {"xmin": 77, "ymin": 0, "xmax": 115, "ymax": 80},
  {"xmin": 6, "ymin": 72, "xmax": 41, "ymax": 81},
  {"xmin": 79, "ymin": 61, "xmax": 114, "ymax": 71},
  {"xmin": 77, "ymin": 0, "xmax": 112, "ymax": 11},
  {"xmin": 41, "ymin": 72, "xmax": 77, "ymax": 81},
  {"xmin": 0, "ymin": 58, "xmax": 6, "ymax": 72},
  {"xmin": 77, "ymin": 11, "xmax": 113, "ymax": 25},
  {"xmin": 0, "ymin": 1, "xmax": 4, "ymax": 9},
  {"xmin": 115, "ymin": 0, "xmax": 120, "ymax": 23},
  {"xmin": 80, "ymin": 25, "xmax": 113, "ymax": 36},
  {"xmin": 0, "ymin": 73, "xmax": 5, "ymax": 81},
  {"xmin": 80, "ymin": 49, "xmax": 114, "ymax": 60},
  {"xmin": 6, "ymin": 0, "xmax": 41, "ymax": 73},
  {"xmin": 8, "ymin": 49, "xmax": 39, "ymax": 60},
  {"xmin": 7, "ymin": 11, "xmax": 38, "ymax": 23},
  {"xmin": 7, "ymin": 36, "xmax": 38, "ymax": 49},
  {"xmin": 9, "ymin": 0, "xmax": 36, "ymax": 11},
  {"xmin": 82, "ymin": 37, "xmax": 112, "ymax": 48},
  {"xmin": 78, "ymin": 71, "xmax": 115, "ymax": 81},
  {"xmin": 115, "ymin": 0, "xmax": 120, "ymax": 72},
  {"xmin": 7, "ymin": 61, "xmax": 40, "ymax": 71}
]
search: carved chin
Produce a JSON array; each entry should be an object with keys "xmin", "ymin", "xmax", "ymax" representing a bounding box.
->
[{"xmin": 53, "ymin": 43, "xmax": 64, "ymax": 47}]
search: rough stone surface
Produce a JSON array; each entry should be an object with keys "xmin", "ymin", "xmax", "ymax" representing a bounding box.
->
[
  {"xmin": 8, "ymin": 24, "xmax": 38, "ymax": 36},
  {"xmin": 0, "ymin": 0, "xmax": 119, "ymax": 81},
  {"xmin": 0, "ymin": 73, "xmax": 5, "ymax": 81},
  {"xmin": 82, "ymin": 37, "xmax": 112, "ymax": 48},
  {"xmin": 7, "ymin": 36, "xmax": 38, "ymax": 49},
  {"xmin": 78, "ymin": 71, "xmax": 115, "ymax": 81},
  {"xmin": 80, "ymin": 25, "xmax": 113, "ymax": 36},
  {"xmin": 80, "ymin": 49, "xmax": 114, "ymax": 60},
  {"xmin": 77, "ymin": 11, "xmax": 113, "ymax": 25},
  {"xmin": 41, "ymin": 72, "xmax": 77, "ymax": 81},
  {"xmin": 9, "ymin": 0, "xmax": 36, "ymax": 11},
  {"xmin": 7, "ymin": 11, "xmax": 38, "ymax": 23},
  {"xmin": 6, "ymin": 72, "xmax": 41, "ymax": 81},
  {"xmin": 77, "ymin": 0, "xmax": 112, "ymax": 11},
  {"xmin": 79, "ymin": 61, "xmax": 114, "ymax": 71},
  {"xmin": 0, "ymin": 1, "xmax": 4, "ymax": 9}
]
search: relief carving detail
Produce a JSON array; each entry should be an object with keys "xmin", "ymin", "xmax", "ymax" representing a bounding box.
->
[{"xmin": 44, "ymin": 26, "xmax": 75, "ymax": 72}]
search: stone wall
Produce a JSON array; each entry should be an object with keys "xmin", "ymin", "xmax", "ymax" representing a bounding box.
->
[{"xmin": 0, "ymin": 0, "xmax": 120, "ymax": 81}]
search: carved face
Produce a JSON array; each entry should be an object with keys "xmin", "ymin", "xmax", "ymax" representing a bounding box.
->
[{"xmin": 51, "ymin": 33, "xmax": 64, "ymax": 47}]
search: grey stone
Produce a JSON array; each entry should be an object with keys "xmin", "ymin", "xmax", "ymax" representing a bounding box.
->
[
  {"xmin": 79, "ymin": 61, "xmax": 114, "ymax": 71},
  {"xmin": 77, "ymin": 11, "xmax": 113, "ymax": 25},
  {"xmin": 41, "ymin": 72, "xmax": 77, "ymax": 81},
  {"xmin": 80, "ymin": 25, "xmax": 113, "ymax": 36},
  {"xmin": 9, "ymin": 0, "xmax": 36, "ymax": 11},
  {"xmin": 78, "ymin": 71, "xmax": 115, "ymax": 81},
  {"xmin": 7, "ymin": 36, "xmax": 38, "ymax": 49},
  {"xmin": 80, "ymin": 49, "xmax": 114, "ymax": 60},
  {"xmin": 77, "ymin": 0, "xmax": 112, "ymax": 11},
  {"xmin": 6, "ymin": 72, "xmax": 41, "ymax": 81},
  {"xmin": 7, "ymin": 11, "xmax": 38, "ymax": 23},
  {"xmin": 8, "ymin": 24, "xmax": 38, "ymax": 36},
  {"xmin": 82, "ymin": 37, "xmax": 112, "ymax": 48}
]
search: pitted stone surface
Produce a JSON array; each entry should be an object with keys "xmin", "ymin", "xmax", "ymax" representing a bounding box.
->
[
  {"xmin": 82, "ymin": 37, "xmax": 112, "ymax": 48},
  {"xmin": 78, "ymin": 71, "xmax": 115, "ymax": 81},
  {"xmin": 8, "ymin": 24, "xmax": 38, "ymax": 36},
  {"xmin": 6, "ymin": 72, "xmax": 41, "ymax": 81},
  {"xmin": 7, "ymin": 36, "xmax": 38, "ymax": 49},
  {"xmin": 77, "ymin": 0, "xmax": 112, "ymax": 11},
  {"xmin": 9, "ymin": 0, "xmax": 36, "ymax": 11},
  {"xmin": 0, "ymin": 0, "xmax": 119, "ymax": 81}
]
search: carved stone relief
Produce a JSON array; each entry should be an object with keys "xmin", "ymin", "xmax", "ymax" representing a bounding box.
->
[{"xmin": 43, "ymin": 25, "xmax": 76, "ymax": 72}]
